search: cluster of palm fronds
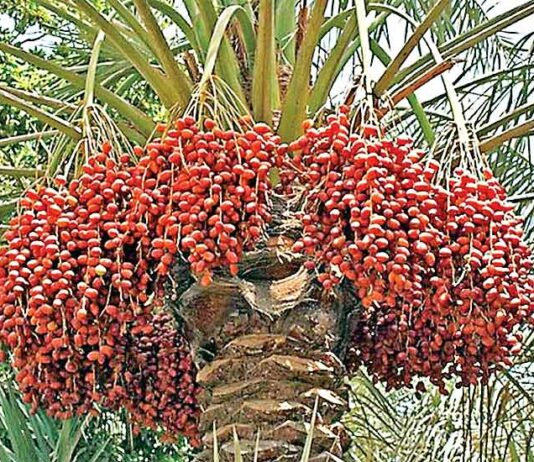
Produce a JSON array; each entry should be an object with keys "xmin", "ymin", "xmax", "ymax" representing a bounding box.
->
[
  {"xmin": 0, "ymin": 365, "xmax": 191, "ymax": 462},
  {"xmin": 347, "ymin": 333, "xmax": 534, "ymax": 462},
  {"xmin": 0, "ymin": 2, "xmax": 532, "ymax": 167}
]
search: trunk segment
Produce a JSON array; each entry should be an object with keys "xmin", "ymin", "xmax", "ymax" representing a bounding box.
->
[{"xmin": 173, "ymin": 247, "xmax": 355, "ymax": 461}]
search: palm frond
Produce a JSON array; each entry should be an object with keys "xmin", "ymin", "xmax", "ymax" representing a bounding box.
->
[{"xmin": 347, "ymin": 366, "xmax": 534, "ymax": 462}]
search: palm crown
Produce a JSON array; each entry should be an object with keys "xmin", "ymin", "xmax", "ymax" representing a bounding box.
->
[{"xmin": 1, "ymin": 2, "xmax": 533, "ymax": 160}]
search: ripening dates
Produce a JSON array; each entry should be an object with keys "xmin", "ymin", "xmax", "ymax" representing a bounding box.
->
[
  {"xmin": 126, "ymin": 116, "xmax": 280, "ymax": 286},
  {"xmin": 0, "ymin": 115, "xmax": 283, "ymax": 441},
  {"xmin": 1, "ymin": 105, "xmax": 533, "ymax": 434},
  {"xmin": 281, "ymin": 108, "xmax": 443, "ymax": 307},
  {"xmin": 122, "ymin": 313, "xmax": 201, "ymax": 445},
  {"xmin": 0, "ymin": 144, "xmax": 199, "ymax": 439},
  {"xmin": 281, "ymin": 108, "xmax": 534, "ymax": 392}
]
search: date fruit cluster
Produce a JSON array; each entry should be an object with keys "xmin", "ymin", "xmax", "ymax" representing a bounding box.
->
[
  {"xmin": 0, "ymin": 145, "xmax": 199, "ymax": 439},
  {"xmin": 282, "ymin": 108, "xmax": 534, "ymax": 391}
]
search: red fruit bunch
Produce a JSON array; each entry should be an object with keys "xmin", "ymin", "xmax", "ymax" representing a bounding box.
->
[
  {"xmin": 282, "ymin": 108, "xmax": 534, "ymax": 391},
  {"xmin": 0, "ymin": 173, "xmax": 127, "ymax": 419},
  {"xmin": 283, "ymin": 107, "xmax": 444, "ymax": 308},
  {"xmin": 0, "ymin": 144, "xmax": 199, "ymax": 438},
  {"xmin": 353, "ymin": 170, "xmax": 534, "ymax": 393},
  {"xmin": 123, "ymin": 312, "xmax": 201, "ymax": 445},
  {"xmin": 126, "ymin": 116, "xmax": 280, "ymax": 286},
  {"xmin": 352, "ymin": 167, "xmax": 534, "ymax": 391},
  {"xmin": 432, "ymin": 168, "xmax": 534, "ymax": 382}
]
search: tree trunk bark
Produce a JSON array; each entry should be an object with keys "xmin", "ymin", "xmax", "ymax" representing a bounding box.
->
[{"xmin": 172, "ymin": 243, "xmax": 355, "ymax": 461}]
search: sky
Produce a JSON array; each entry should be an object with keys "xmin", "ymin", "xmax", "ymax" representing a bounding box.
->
[{"xmin": 492, "ymin": 0, "xmax": 528, "ymax": 15}]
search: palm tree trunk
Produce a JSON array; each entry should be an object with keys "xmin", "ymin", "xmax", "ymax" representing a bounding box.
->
[{"xmin": 173, "ymin": 245, "xmax": 355, "ymax": 461}]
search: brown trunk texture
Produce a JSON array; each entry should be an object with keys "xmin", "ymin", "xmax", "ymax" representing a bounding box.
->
[{"xmin": 171, "ymin": 243, "xmax": 356, "ymax": 461}]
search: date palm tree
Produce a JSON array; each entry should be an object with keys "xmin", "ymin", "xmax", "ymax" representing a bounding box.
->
[{"xmin": 1, "ymin": 0, "xmax": 534, "ymax": 460}]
